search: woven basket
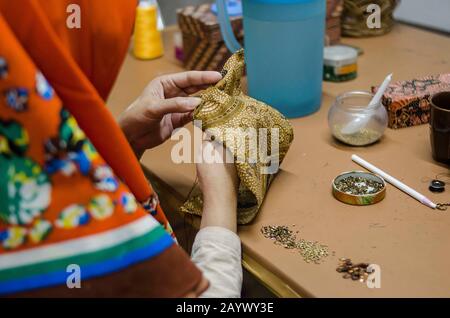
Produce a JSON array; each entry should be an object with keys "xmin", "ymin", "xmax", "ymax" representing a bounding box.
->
[{"xmin": 341, "ymin": 0, "xmax": 399, "ymax": 37}]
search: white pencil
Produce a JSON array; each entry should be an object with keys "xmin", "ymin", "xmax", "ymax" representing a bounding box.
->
[{"xmin": 351, "ymin": 154, "xmax": 437, "ymax": 209}]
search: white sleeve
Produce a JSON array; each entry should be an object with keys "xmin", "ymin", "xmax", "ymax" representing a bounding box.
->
[{"xmin": 191, "ymin": 226, "xmax": 242, "ymax": 298}]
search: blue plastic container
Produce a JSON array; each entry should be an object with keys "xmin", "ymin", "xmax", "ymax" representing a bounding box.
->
[{"xmin": 216, "ymin": 0, "xmax": 326, "ymax": 118}]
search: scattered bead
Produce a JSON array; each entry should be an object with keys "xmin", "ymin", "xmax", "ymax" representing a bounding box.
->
[
  {"xmin": 336, "ymin": 258, "xmax": 373, "ymax": 284},
  {"xmin": 261, "ymin": 225, "xmax": 330, "ymax": 264},
  {"xmin": 335, "ymin": 176, "xmax": 383, "ymax": 195}
]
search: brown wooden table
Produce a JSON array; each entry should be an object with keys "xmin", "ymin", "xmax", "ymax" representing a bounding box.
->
[{"xmin": 108, "ymin": 24, "xmax": 450, "ymax": 297}]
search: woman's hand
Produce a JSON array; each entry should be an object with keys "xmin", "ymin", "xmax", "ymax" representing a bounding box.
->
[
  {"xmin": 183, "ymin": 276, "xmax": 209, "ymax": 298},
  {"xmin": 196, "ymin": 140, "xmax": 239, "ymax": 232},
  {"xmin": 118, "ymin": 71, "xmax": 222, "ymax": 158}
]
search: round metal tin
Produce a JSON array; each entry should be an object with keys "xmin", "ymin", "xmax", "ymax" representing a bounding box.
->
[{"xmin": 332, "ymin": 171, "xmax": 386, "ymax": 206}]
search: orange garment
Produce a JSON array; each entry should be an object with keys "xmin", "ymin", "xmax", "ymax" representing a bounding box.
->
[
  {"xmin": 0, "ymin": 0, "xmax": 202, "ymax": 296},
  {"xmin": 0, "ymin": 0, "xmax": 167, "ymax": 225},
  {"xmin": 38, "ymin": 0, "xmax": 136, "ymax": 101}
]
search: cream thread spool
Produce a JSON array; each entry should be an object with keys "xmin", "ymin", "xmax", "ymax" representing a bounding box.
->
[{"xmin": 133, "ymin": 0, "xmax": 164, "ymax": 60}]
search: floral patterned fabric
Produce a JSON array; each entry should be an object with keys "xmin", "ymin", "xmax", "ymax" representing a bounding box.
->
[{"xmin": 0, "ymin": 1, "xmax": 202, "ymax": 296}]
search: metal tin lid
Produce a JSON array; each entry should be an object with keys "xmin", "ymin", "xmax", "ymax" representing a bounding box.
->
[
  {"xmin": 324, "ymin": 45, "xmax": 358, "ymax": 67},
  {"xmin": 332, "ymin": 171, "xmax": 386, "ymax": 206}
]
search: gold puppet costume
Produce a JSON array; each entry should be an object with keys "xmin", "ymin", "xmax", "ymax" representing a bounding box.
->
[{"xmin": 180, "ymin": 50, "xmax": 294, "ymax": 224}]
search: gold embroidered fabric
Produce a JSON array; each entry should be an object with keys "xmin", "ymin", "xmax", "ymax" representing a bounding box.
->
[{"xmin": 180, "ymin": 49, "xmax": 294, "ymax": 224}]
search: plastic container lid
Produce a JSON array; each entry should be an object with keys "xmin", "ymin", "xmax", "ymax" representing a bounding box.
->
[
  {"xmin": 324, "ymin": 45, "xmax": 358, "ymax": 66},
  {"xmin": 138, "ymin": 0, "xmax": 157, "ymax": 7}
]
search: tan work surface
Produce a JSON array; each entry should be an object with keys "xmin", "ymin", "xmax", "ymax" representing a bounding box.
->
[{"xmin": 108, "ymin": 25, "xmax": 450, "ymax": 297}]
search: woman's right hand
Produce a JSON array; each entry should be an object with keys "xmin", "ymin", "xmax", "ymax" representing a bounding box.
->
[{"xmin": 118, "ymin": 71, "xmax": 222, "ymax": 158}]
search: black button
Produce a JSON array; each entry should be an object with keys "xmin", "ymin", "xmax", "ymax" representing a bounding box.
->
[{"xmin": 429, "ymin": 179, "xmax": 445, "ymax": 193}]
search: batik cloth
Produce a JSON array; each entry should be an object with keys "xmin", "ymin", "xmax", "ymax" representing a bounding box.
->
[{"xmin": 180, "ymin": 50, "xmax": 294, "ymax": 224}]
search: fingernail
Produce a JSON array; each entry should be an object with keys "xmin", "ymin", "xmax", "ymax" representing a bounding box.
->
[
  {"xmin": 212, "ymin": 71, "xmax": 223, "ymax": 80},
  {"xmin": 186, "ymin": 97, "xmax": 202, "ymax": 109}
]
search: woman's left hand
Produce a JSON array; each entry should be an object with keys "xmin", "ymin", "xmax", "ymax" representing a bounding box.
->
[{"xmin": 118, "ymin": 71, "xmax": 222, "ymax": 158}]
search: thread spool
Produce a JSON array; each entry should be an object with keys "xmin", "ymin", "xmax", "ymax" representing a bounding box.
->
[{"xmin": 133, "ymin": 0, "xmax": 164, "ymax": 60}]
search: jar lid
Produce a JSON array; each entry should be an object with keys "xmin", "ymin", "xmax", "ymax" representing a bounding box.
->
[
  {"xmin": 324, "ymin": 45, "xmax": 358, "ymax": 66},
  {"xmin": 332, "ymin": 171, "xmax": 386, "ymax": 206}
]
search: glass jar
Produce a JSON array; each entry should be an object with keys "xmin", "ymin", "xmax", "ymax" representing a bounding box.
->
[{"xmin": 328, "ymin": 91, "xmax": 388, "ymax": 146}]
